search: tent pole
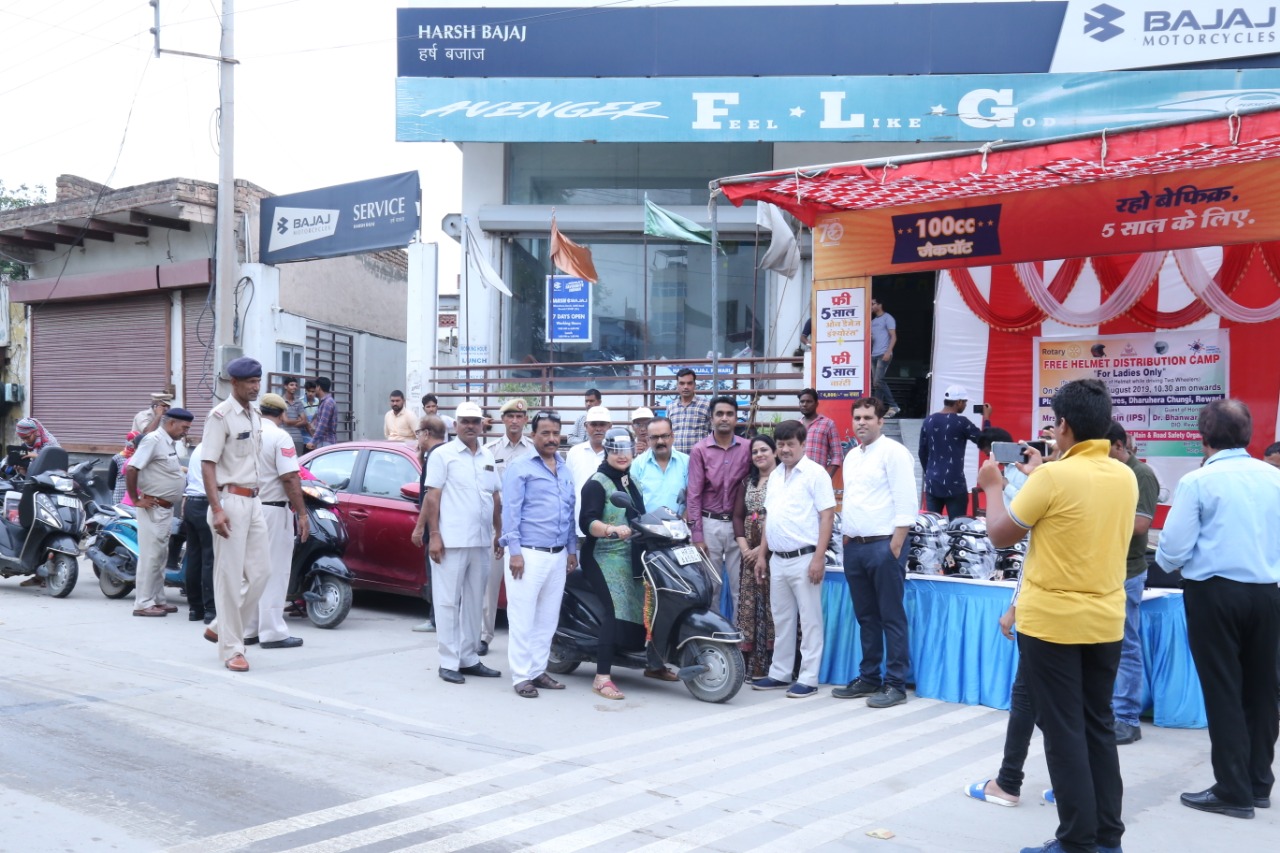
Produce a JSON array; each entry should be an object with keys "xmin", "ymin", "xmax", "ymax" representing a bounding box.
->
[{"xmin": 710, "ymin": 197, "xmax": 720, "ymax": 394}]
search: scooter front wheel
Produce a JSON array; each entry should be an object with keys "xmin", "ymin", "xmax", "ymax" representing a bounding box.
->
[
  {"xmin": 545, "ymin": 641, "xmax": 580, "ymax": 675},
  {"xmin": 680, "ymin": 640, "xmax": 745, "ymax": 703},
  {"xmin": 307, "ymin": 575, "xmax": 353, "ymax": 629},
  {"xmin": 46, "ymin": 553, "xmax": 79, "ymax": 599}
]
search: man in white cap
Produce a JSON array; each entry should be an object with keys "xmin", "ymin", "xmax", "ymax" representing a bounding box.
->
[
  {"xmin": 126, "ymin": 407, "xmax": 193, "ymax": 617},
  {"xmin": 631, "ymin": 406, "xmax": 655, "ymax": 455},
  {"xmin": 566, "ymin": 405, "xmax": 612, "ymax": 537},
  {"xmin": 918, "ymin": 384, "xmax": 991, "ymax": 519},
  {"xmin": 423, "ymin": 401, "xmax": 504, "ymax": 683},
  {"xmin": 246, "ymin": 393, "xmax": 310, "ymax": 650},
  {"xmin": 479, "ymin": 398, "xmax": 535, "ymax": 656}
]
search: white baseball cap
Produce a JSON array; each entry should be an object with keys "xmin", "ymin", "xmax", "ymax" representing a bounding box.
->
[
  {"xmin": 943, "ymin": 384, "xmax": 970, "ymax": 401},
  {"xmin": 455, "ymin": 401, "xmax": 484, "ymax": 419},
  {"xmin": 585, "ymin": 406, "xmax": 612, "ymax": 424},
  {"xmin": 631, "ymin": 406, "xmax": 655, "ymax": 422}
]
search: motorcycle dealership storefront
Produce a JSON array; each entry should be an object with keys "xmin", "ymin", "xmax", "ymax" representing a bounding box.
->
[{"xmin": 397, "ymin": 1, "xmax": 1280, "ymax": 403}]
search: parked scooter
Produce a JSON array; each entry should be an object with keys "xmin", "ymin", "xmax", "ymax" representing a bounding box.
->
[
  {"xmin": 0, "ymin": 446, "xmax": 86, "ymax": 596},
  {"xmin": 286, "ymin": 481, "xmax": 353, "ymax": 629},
  {"xmin": 547, "ymin": 491, "xmax": 746, "ymax": 703},
  {"xmin": 85, "ymin": 504, "xmax": 140, "ymax": 598}
]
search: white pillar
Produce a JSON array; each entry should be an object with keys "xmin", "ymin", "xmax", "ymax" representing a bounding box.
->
[{"xmin": 406, "ymin": 241, "xmax": 440, "ymax": 407}]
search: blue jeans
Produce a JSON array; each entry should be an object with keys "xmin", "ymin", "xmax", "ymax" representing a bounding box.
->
[
  {"xmin": 872, "ymin": 354, "xmax": 898, "ymax": 408},
  {"xmin": 1112, "ymin": 571, "xmax": 1146, "ymax": 726},
  {"xmin": 843, "ymin": 537, "xmax": 910, "ymax": 690}
]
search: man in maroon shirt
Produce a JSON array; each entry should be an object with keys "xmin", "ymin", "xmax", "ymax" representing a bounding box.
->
[{"xmin": 687, "ymin": 396, "xmax": 752, "ymax": 605}]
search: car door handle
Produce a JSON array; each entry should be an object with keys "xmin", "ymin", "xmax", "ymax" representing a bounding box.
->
[{"xmin": 347, "ymin": 510, "xmax": 369, "ymax": 520}]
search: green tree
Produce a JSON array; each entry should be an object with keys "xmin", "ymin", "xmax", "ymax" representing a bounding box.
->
[{"xmin": 0, "ymin": 180, "xmax": 48, "ymax": 281}]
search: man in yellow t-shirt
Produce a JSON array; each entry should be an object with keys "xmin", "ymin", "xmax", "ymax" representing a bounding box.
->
[{"xmin": 978, "ymin": 378, "xmax": 1137, "ymax": 853}]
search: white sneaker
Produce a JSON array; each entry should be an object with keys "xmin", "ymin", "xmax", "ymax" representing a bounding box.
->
[
  {"xmin": 885, "ymin": 407, "xmax": 900, "ymax": 419},
  {"xmin": 412, "ymin": 620, "xmax": 436, "ymax": 633}
]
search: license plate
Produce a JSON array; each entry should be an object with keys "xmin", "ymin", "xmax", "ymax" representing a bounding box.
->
[
  {"xmin": 673, "ymin": 545, "xmax": 701, "ymax": 565},
  {"xmin": 56, "ymin": 495, "xmax": 81, "ymax": 509},
  {"xmin": 315, "ymin": 509, "xmax": 337, "ymax": 522}
]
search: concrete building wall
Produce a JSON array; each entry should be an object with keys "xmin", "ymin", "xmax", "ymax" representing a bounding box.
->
[
  {"xmin": 277, "ymin": 252, "xmax": 409, "ymax": 342},
  {"xmin": 354, "ymin": 333, "xmax": 409, "ymax": 441}
]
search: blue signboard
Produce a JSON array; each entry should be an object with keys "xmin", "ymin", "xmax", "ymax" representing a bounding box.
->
[
  {"xmin": 547, "ymin": 275, "xmax": 591, "ymax": 344},
  {"xmin": 396, "ymin": 5, "xmax": 1065, "ymax": 78},
  {"xmin": 397, "ymin": 70, "xmax": 1280, "ymax": 144},
  {"xmin": 260, "ymin": 172, "xmax": 420, "ymax": 265}
]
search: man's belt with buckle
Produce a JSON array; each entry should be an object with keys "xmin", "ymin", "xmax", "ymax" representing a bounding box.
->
[
  {"xmin": 771, "ymin": 545, "xmax": 817, "ymax": 559},
  {"xmin": 140, "ymin": 494, "xmax": 173, "ymax": 509},
  {"xmin": 220, "ymin": 485, "xmax": 259, "ymax": 498},
  {"xmin": 525, "ymin": 545, "xmax": 565, "ymax": 554},
  {"xmin": 847, "ymin": 535, "xmax": 892, "ymax": 544},
  {"xmin": 701, "ymin": 510, "xmax": 733, "ymax": 522}
]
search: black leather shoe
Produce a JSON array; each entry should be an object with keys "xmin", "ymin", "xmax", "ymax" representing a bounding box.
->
[
  {"xmin": 478, "ymin": 640, "xmax": 489, "ymax": 656},
  {"xmin": 188, "ymin": 612, "xmax": 204, "ymax": 622},
  {"xmin": 459, "ymin": 662, "xmax": 501, "ymax": 678},
  {"xmin": 260, "ymin": 637, "xmax": 304, "ymax": 649},
  {"xmin": 1255, "ymin": 796, "xmax": 1270, "ymax": 809},
  {"xmin": 438, "ymin": 669, "xmax": 465, "ymax": 684},
  {"xmin": 832, "ymin": 677, "xmax": 880, "ymax": 699},
  {"xmin": 1180, "ymin": 788, "xmax": 1255, "ymax": 819},
  {"xmin": 245, "ymin": 636, "xmax": 259, "ymax": 646},
  {"xmin": 1114, "ymin": 721, "xmax": 1142, "ymax": 745}
]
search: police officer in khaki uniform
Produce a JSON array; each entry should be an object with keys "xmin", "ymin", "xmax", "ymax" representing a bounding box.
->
[
  {"xmin": 127, "ymin": 407, "xmax": 194, "ymax": 617},
  {"xmin": 245, "ymin": 393, "xmax": 310, "ymax": 649},
  {"xmin": 200, "ymin": 357, "xmax": 270, "ymax": 672}
]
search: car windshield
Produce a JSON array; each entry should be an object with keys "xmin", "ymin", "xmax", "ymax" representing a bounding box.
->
[{"xmin": 305, "ymin": 449, "xmax": 359, "ymax": 490}]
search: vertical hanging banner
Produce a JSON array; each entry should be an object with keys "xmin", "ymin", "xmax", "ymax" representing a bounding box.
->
[
  {"xmin": 811, "ymin": 282, "xmax": 870, "ymax": 400},
  {"xmin": 546, "ymin": 275, "xmax": 593, "ymax": 343},
  {"xmin": 1034, "ymin": 328, "xmax": 1229, "ymax": 501}
]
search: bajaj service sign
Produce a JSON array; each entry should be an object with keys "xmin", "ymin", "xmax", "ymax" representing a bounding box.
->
[
  {"xmin": 260, "ymin": 172, "xmax": 421, "ymax": 264},
  {"xmin": 1052, "ymin": 0, "xmax": 1280, "ymax": 72}
]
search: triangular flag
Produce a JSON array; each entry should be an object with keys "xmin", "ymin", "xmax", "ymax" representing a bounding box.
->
[
  {"xmin": 550, "ymin": 216, "xmax": 599, "ymax": 283},
  {"xmin": 643, "ymin": 195, "xmax": 715, "ymax": 247},
  {"xmin": 756, "ymin": 202, "xmax": 801, "ymax": 278},
  {"xmin": 465, "ymin": 226, "xmax": 512, "ymax": 297}
]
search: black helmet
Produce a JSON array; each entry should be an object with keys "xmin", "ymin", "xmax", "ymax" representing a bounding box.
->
[{"xmin": 603, "ymin": 427, "xmax": 634, "ymax": 456}]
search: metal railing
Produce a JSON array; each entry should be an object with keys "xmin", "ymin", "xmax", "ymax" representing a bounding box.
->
[{"xmin": 430, "ymin": 355, "xmax": 809, "ymax": 430}]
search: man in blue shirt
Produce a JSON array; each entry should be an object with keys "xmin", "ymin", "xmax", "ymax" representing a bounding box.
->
[
  {"xmin": 500, "ymin": 410, "xmax": 579, "ymax": 699},
  {"xmin": 1157, "ymin": 399, "xmax": 1280, "ymax": 821},
  {"xmin": 631, "ymin": 417, "xmax": 689, "ymax": 517},
  {"xmin": 918, "ymin": 384, "xmax": 991, "ymax": 518}
]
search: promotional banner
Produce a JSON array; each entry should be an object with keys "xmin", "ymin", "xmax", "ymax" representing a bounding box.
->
[
  {"xmin": 811, "ymin": 285, "xmax": 869, "ymax": 401},
  {"xmin": 1034, "ymin": 329, "xmax": 1230, "ymax": 500},
  {"xmin": 1051, "ymin": 0, "xmax": 1280, "ymax": 73},
  {"xmin": 545, "ymin": 275, "xmax": 592, "ymax": 344},
  {"xmin": 396, "ymin": 69, "xmax": 1280, "ymax": 144},
  {"xmin": 396, "ymin": 4, "xmax": 1062, "ymax": 79},
  {"xmin": 813, "ymin": 160, "xmax": 1280, "ymax": 278},
  {"xmin": 260, "ymin": 172, "xmax": 420, "ymax": 265}
]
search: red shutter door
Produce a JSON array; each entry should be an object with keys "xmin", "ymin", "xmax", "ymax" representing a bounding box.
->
[
  {"xmin": 183, "ymin": 288, "xmax": 214, "ymax": 442},
  {"xmin": 30, "ymin": 295, "xmax": 171, "ymax": 453}
]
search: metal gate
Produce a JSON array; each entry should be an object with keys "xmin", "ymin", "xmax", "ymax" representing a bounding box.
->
[
  {"xmin": 30, "ymin": 295, "xmax": 171, "ymax": 453},
  {"xmin": 306, "ymin": 324, "xmax": 354, "ymax": 442}
]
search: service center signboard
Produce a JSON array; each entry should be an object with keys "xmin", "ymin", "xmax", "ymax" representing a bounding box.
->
[
  {"xmin": 546, "ymin": 275, "xmax": 591, "ymax": 344},
  {"xmin": 260, "ymin": 172, "xmax": 421, "ymax": 265}
]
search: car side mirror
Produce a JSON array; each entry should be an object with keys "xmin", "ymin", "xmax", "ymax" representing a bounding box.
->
[
  {"xmin": 329, "ymin": 477, "xmax": 350, "ymax": 491},
  {"xmin": 400, "ymin": 482, "xmax": 421, "ymax": 501}
]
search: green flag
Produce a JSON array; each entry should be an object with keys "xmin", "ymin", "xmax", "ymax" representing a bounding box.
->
[{"xmin": 643, "ymin": 196, "xmax": 715, "ymax": 247}]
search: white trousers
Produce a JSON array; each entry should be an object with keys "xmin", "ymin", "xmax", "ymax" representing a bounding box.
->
[
  {"xmin": 431, "ymin": 545, "xmax": 489, "ymax": 671},
  {"xmin": 505, "ymin": 548, "xmax": 568, "ymax": 685},
  {"xmin": 134, "ymin": 504, "xmax": 172, "ymax": 609},
  {"xmin": 481, "ymin": 550, "xmax": 509, "ymax": 644},
  {"xmin": 767, "ymin": 553, "xmax": 825, "ymax": 687},
  {"xmin": 246, "ymin": 504, "xmax": 294, "ymax": 643},
  {"xmin": 703, "ymin": 517, "xmax": 741, "ymax": 605},
  {"xmin": 208, "ymin": 494, "xmax": 270, "ymax": 661}
]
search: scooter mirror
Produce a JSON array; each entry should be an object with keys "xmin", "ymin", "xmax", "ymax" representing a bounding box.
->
[{"xmin": 609, "ymin": 491, "xmax": 635, "ymax": 510}]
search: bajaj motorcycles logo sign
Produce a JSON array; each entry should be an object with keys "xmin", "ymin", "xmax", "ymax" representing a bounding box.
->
[
  {"xmin": 1084, "ymin": 4, "xmax": 1125, "ymax": 41},
  {"xmin": 268, "ymin": 207, "xmax": 340, "ymax": 253}
]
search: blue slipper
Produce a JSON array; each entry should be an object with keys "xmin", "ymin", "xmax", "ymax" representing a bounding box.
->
[{"xmin": 963, "ymin": 779, "xmax": 1017, "ymax": 807}]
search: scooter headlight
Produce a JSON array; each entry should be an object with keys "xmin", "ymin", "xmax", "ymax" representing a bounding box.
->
[
  {"xmin": 302, "ymin": 483, "xmax": 338, "ymax": 506},
  {"xmin": 50, "ymin": 476, "xmax": 75, "ymax": 493}
]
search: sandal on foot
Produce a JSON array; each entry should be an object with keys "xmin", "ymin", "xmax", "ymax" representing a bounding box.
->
[
  {"xmin": 963, "ymin": 780, "xmax": 1018, "ymax": 807},
  {"xmin": 514, "ymin": 680, "xmax": 539, "ymax": 698},
  {"xmin": 644, "ymin": 667, "xmax": 679, "ymax": 682},
  {"xmin": 593, "ymin": 679, "xmax": 624, "ymax": 700},
  {"xmin": 532, "ymin": 673, "xmax": 565, "ymax": 690}
]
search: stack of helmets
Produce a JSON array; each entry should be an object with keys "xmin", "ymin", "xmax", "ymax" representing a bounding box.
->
[
  {"xmin": 943, "ymin": 516, "xmax": 998, "ymax": 580},
  {"xmin": 995, "ymin": 538, "xmax": 1028, "ymax": 580},
  {"xmin": 907, "ymin": 511, "xmax": 948, "ymax": 574}
]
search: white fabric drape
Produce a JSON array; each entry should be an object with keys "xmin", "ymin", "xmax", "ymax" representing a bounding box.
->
[
  {"xmin": 1015, "ymin": 253, "xmax": 1164, "ymax": 327},
  {"xmin": 1173, "ymin": 248, "xmax": 1280, "ymax": 324}
]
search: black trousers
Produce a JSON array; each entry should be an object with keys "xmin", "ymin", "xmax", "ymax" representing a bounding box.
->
[
  {"xmin": 182, "ymin": 497, "xmax": 216, "ymax": 619},
  {"xmin": 925, "ymin": 492, "xmax": 970, "ymax": 519},
  {"xmin": 1183, "ymin": 576, "xmax": 1280, "ymax": 806},
  {"xmin": 1018, "ymin": 633, "xmax": 1124, "ymax": 853},
  {"xmin": 843, "ymin": 538, "xmax": 910, "ymax": 690},
  {"xmin": 996, "ymin": 657, "xmax": 1036, "ymax": 798}
]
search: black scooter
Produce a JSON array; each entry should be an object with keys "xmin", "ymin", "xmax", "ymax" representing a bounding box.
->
[
  {"xmin": 547, "ymin": 492, "xmax": 746, "ymax": 703},
  {"xmin": 286, "ymin": 480, "xmax": 353, "ymax": 629},
  {"xmin": 0, "ymin": 447, "xmax": 85, "ymax": 597}
]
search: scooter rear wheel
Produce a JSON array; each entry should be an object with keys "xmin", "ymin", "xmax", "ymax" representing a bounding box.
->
[
  {"xmin": 545, "ymin": 641, "xmax": 580, "ymax": 675},
  {"xmin": 46, "ymin": 553, "xmax": 79, "ymax": 599},
  {"xmin": 680, "ymin": 640, "xmax": 745, "ymax": 704},
  {"xmin": 98, "ymin": 568, "xmax": 134, "ymax": 599}
]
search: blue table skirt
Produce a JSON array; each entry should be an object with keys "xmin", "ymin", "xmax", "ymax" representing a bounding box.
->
[{"xmin": 809, "ymin": 573, "xmax": 1206, "ymax": 729}]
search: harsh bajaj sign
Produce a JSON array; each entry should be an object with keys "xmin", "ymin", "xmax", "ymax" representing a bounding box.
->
[{"xmin": 259, "ymin": 172, "xmax": 421, "ymax": 265}]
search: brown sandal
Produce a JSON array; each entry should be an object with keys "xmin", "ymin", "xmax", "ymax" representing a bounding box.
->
[
  {"xmin": 514, "ymin": 680, "xmax": 539, "ymax": 698},
  {"xmin": 532, "ymin": 673, "xmax": 565, "ymax": 690},
  {"xmin": 592, "ymin": 679, "xmax": 624, "ymax": 700}
]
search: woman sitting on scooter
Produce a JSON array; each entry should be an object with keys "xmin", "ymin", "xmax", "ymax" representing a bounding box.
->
[
  {"xmin": 8, "ymin": 417, "xmax": 60, "ymax": 476},
  {"xmin": 579, "ymin": 427, "xmax": 674, "ymax": 700}
]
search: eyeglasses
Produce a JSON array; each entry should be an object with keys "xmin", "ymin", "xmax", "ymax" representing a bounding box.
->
[{"xmin": 414, "ymin": 428, "xmax": 429, "ymax": 436}]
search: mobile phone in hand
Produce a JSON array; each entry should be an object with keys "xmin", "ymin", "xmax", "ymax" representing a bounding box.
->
[{"xmin": 991, "ymin": 441, "xmax": 1024, "ymax": 464}]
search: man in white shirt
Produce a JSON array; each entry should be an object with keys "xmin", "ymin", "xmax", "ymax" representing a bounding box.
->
[
  {"xmin": 751, "ymin": 419, "xmax": 835, "ymax": 699},
  {"xmin": 566, "ymin": 405, "xmax": 612, "ymax": 536},
  {"xmin": 480, "ymin": 398, "xmax": 536, "ymax": 656},
  {"xmin": 424, "ymin": 401, "xmax": 504, "ymax": 684},
  {"xmin": 834, "ymin": 396, "xmax": 918, "ymax": 709}
]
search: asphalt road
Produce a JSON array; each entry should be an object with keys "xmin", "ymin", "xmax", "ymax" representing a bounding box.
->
[{"xmin": 1, "ymin": 562, "xmax": 1274, "ymax": 852}]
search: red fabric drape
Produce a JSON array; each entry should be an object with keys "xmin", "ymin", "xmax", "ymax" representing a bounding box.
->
[
  {"xmin": 951, "ymin": 259, "xmax": 1083, "ymax": 331},
  {"xmin": 1093, "ymin": 246, "xmax": 1251, "ymax": 329}
]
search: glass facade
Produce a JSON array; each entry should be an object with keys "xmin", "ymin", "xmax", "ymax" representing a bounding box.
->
[
  {"xmin": 505, "ymin": 237, "xmax": 768, "ymax": 366},
  {"xmin": 507, "ymin": 143, "xmax": 773, "ymax": 206}
]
